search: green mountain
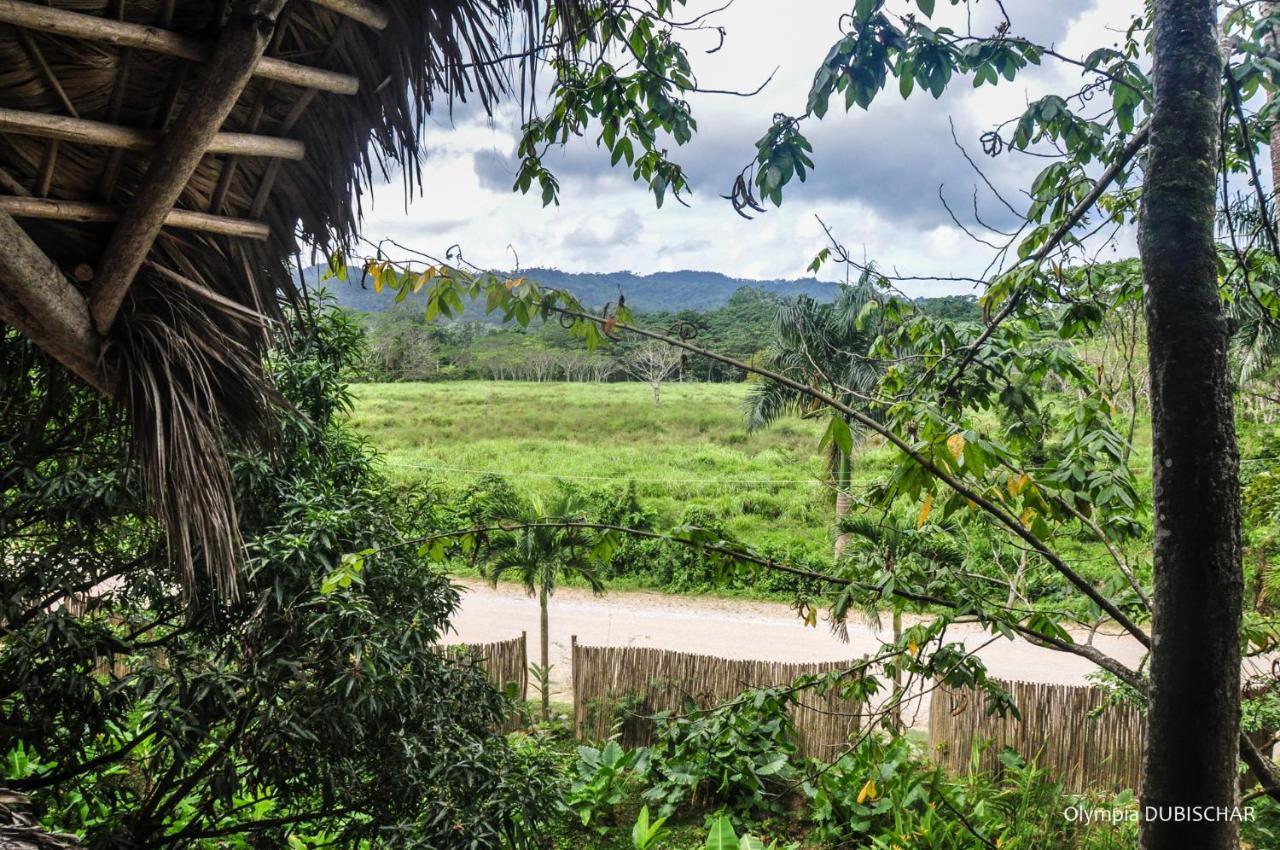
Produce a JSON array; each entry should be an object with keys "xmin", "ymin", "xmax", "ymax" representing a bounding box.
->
[{"xmin": 301, "ymin": 265, "xmax": 845, "ymax": 315}]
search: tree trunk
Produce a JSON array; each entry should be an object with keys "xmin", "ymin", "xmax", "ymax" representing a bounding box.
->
[
  {"xmin": 892, "ymin": 606, "xmax": 903, "ymax": 732},
  {"xmin": 1267, "ymin": 2, "xmax": 1280, "ymax": 184},
  {"xmin": 539, "ymin": 586, "xmax": 550, "ymax": 723},
  {"xmin": 651, "ymin": 380, "xmax": 661, "ymax": 404},
  {"xmin": 833, "ymin": 451, "xmax": 852, "ymax": 558},
  {"xmin": 1140, "ymin": 2, "xmax": 1242, "ymax": 848}
]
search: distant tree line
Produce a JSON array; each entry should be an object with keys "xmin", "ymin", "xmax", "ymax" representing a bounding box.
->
[{"xmin": 351, "ymin": 286, "xmax": 980, "ymax": 383}]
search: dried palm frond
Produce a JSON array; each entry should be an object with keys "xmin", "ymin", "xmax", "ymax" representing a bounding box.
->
[{"xmin": 110, "ymin": 269, "xmax": 276, "ymax": 599}]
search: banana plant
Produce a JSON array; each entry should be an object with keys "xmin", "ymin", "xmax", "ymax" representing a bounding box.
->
[
  {"xmin": 701, "ymin": 814, "xmax": 785, "ymax": 850},
  {"xmin": 630, "ymin": 806, "xmax": 669, "ymax": 850}
]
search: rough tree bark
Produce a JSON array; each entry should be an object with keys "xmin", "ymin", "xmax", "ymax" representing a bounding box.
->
[{"xmin": 1139, "ymin": 2, "xmax": 1243, "ymax": 848}]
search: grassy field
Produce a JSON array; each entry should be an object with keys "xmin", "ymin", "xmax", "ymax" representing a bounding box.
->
[{"xmin": 347, "ymin": 380, "xmax": 886, "ymax": 560}]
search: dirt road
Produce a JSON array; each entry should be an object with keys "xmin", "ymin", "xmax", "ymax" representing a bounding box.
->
[{"xmin": 444, "ymin": 581, "xmax": 1147, "ymax": 726}]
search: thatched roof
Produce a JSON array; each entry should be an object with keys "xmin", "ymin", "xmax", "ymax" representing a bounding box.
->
[{"xmin": 0, "ymin": 0, "xmax": 583, "ymax": 594}]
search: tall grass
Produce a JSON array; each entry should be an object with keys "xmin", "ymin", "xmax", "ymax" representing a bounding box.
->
[{"xmin": 347, "ymin": 381, "xmax": 888, "ymax": 559}]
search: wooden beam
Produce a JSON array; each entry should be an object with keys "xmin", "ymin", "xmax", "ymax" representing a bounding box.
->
[
  {"xmin": 307, "ymin": 0, "xmax": 388, "ymax": 30},
  {"xmin": 0, "ymin": 0, "xmax": 360, "ymax": 95},
  {"xmin": 0, "ymin": 210, "xmax": 111, "ymax": 396},
  {"xmin": 0, "ymin": 196, "xmax": 271, "ymax": 239},
  {"xmin": 89, "ymin": 0, "xmax": 290, "ymax": 333},
  {"xmin": 0, "ymin": 108, "xmax": 307, "ymax": 160}
]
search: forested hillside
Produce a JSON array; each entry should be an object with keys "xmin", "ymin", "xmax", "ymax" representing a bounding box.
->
[
  {"xmin": 343, "ymin": 281, "xmax": 980, "ymax": 382},
  {"xmin": 307, "ymin": 263, "xmax": 853, "ymax": 314}
]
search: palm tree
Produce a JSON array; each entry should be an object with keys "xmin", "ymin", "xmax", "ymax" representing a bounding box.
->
[
  {"xmin": 744, "ymin": 274, "xmax": 882, "ymax": 557},
  {"xmin": 484, "ymin": 492, "xmax": 603, "ymax": 721},
  {"xmin": 832, "ymin": 514, "xmax": 964, "ymax": 730}
]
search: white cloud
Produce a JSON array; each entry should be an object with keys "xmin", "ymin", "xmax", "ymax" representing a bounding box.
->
[{"xmin": 352, "ymin": 0, "xmax": 1144, "ymax": 296}]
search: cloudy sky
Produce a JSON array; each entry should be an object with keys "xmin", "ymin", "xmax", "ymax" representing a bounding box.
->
[{"xmin": 355, "ymin": 0, "xmax": 1143, "ymax": 297}]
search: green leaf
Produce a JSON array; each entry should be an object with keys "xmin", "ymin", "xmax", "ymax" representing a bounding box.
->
[
  {"xmin": 820, "ymin": 415, "xmax": 855, "ymax": 458},
  {"xmin": 916, "ymin": 0, "xmax": 935, "ymax": 17},
  {"xmin": 703, "ymin": 815, "xmax": 738, "ymax": 850}
]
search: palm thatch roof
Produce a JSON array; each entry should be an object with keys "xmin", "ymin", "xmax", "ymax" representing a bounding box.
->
[{"xmin": 0, "ymin": 0, "xmax": 585, "ymax": 595}]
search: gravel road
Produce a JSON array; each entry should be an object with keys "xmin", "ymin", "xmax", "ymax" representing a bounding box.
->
[{"xmin": 444, "ymin": 581, "xmax": 1148, "ymax": 728}]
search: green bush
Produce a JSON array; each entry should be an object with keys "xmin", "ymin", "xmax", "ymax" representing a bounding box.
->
[
  {"xmin": 803, "ymin": 736, "xmax": 1082, "ymax": 849},
  {"xmin": 565, "ymin": 739, "xmax": 646, "ymax": 829},
  {"xmin": 643, "ymin": 688, "xmax": 798, "ymax": 818}
]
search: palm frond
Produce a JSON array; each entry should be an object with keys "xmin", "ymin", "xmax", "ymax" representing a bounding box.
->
[{"xmin": 113, "ymin": 278, "xmax": 276, "ymax": 600}]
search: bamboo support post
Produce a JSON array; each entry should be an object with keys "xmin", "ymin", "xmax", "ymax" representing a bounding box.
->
[
  {"xmin": 0, "ymin": 210, "xmax": 110, "ymax": 395},
  {"xmin": 307, "ymin": 0, "xmax": 388, "ymax": 30},
  {"xmin": 0, "ymin": 196, "xmax": 270, "ymax": 239},
  {"xmin": 89, "ymin": 0, "xmax": 289, "ymax": 332},
  {"xmin": 0, "ymin": 0, "xmax": 360, "ymax": 95},
  {"xmin": 0, "ymin": 108, "xmax": 306, "ymax": 160}
]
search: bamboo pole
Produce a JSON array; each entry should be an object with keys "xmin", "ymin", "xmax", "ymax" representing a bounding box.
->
[
  {"xmin": 0, "ymin": 108, "xmax": 306, "ymax": 160},
  {"xmin": 0, "ymin": 0, "xmax": 360, "ymax": 95},
  {"xmin": 0, "ymin": 197, "xmax": 270, "ymax": 239},
  {"xmin": 307, "ymin": 0, "xmax": 388, "ymax": 30},
  {"xmin": 89, "ymin": 0, "xmax": 289, "ymax": 332}
]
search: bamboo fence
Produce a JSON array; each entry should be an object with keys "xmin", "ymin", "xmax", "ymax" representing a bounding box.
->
[
  {"xmin": 438, "ymin": 633, "xmax": 528, "ymax": 732},
  {"xmin": 927, "ymin": 677, "xmax": 1144, "ymax": 792},
  {"xmin": 570, "ymin": 639, "xmax": 865, "ymax": 761}
]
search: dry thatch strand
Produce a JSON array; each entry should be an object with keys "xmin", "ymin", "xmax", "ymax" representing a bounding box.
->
[
  {"xmin": 88, "ymin": 0, "xmax": 294, "ymax": 333},
  {"xmin": 0, "ymin": 0, "xmax": 595, "ymax": 598},
  {"xmin": 0, "ymin": 789, "xmax": 83, "ymax": 849}
]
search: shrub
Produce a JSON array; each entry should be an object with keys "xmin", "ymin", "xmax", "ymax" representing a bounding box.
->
[
  {"xmin": 643, "ymin": 688, "xmax": 798, "ymax": 818},
  {"xmin": 804, "ymin": 736, "xmax": 1081, "ymax": 849},
  {"xmin": 565, "ymin": 740, "xmax": 646, "ymax": 829}
]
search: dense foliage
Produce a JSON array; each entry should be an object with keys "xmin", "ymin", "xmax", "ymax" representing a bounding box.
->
[
  {"xmin": 350, "ymin": 286, "xmax": 978, "ymax": 384},
  {"xmin": 0, "ymin": 305, "xmax": 555, "ymax": 848},
  {"xmin": 513, "ymin": 690, "xmax": 1174, "ymax": 850}
]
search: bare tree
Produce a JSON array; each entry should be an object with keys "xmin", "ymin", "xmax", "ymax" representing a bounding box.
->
[
  {"xmin": 624, "ymin": 342, "xmax": 682, "ymax": 403},
  {"xmin": 588, "ymin": 356, "xmax": 618, "ymax": 383}
]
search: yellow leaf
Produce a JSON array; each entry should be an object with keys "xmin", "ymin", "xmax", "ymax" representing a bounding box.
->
[
  {"xmin": 917, "ymin": 493, "xmax": 933, "ymax": 528},
  {"xmin": 908, "ymin": 637, "xmax": 919, "ymax": 655},
  {"xmin": 413, "ymin": 266, "xmax": 437, "ymax": 293},
  {"xmin": 1020, "ymin": 507, "xmax": 1035, "ymax": 528},
  {"xmin": 946, "ymin": 433, "xmax": 965, "ymax": 461},
  {"xmin": 857, "ymin": 778, "xmax": 877, "ymax": 805},
  {"xmin": 1007, "ymin": 473, "xmax": 1030, "ymax": 497}
]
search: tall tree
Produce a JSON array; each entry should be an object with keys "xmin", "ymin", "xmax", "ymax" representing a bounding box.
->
[
  {"xmin": 1140, "ymin": 2, "xmax": 1241, "ymax": 847},
  {"xmin": 484, "ymin": 492, "xmax": 603, "ymax": 721},
  {"xmin": 744, "ymin": 278, "xmax": 880, "ymax": 557}
]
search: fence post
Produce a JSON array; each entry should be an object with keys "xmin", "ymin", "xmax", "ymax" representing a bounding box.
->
[
  {"xmin": 573, "ymin": 634, "xmax": 583, "ymax": 742},
  {"xmin": 520, "ymin": 631, "xmax": 528, "ymax": 701}
]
